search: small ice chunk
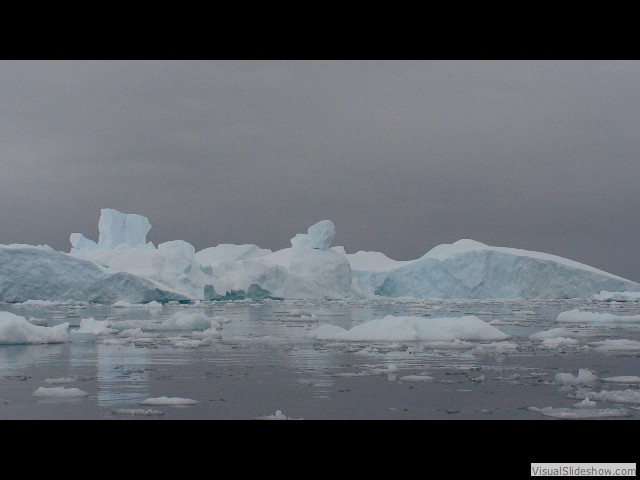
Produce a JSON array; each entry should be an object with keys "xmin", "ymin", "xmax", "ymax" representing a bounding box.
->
[
  {"xmin": 573, "ymin": 397, "xmax": 597, "ymax": 408},
  {"xmin": 146, "ymin": 312, "xmax": 212, "ymax": 331},
  {"xmin": 399, "ymin": 374, "xmax": 434, "ymax": 382},
  {"xmin": 139, "ymin": 396, "xmax": 199, "ymax": 406},
  {"xmin": 256, "ymin": 410, "xmax": 302, "ymax": 420},
  {"xmin": 528, "ymin": 407, "xmax": 630, "ymax": 419},
  {"xmin": 541, "ymin": 337, "xmax": 579, "ymax": 349},
  {"xmin": 111, "ymin": 408, "xmax": 164, "ymax": 416},
  {"xmin": 33, "ymin": 387, "xmax": 88, "ymax": 398},
  {"xmin": 529, "ymin": 328, "xmax": 579, "ymax": 340},
  {"xmin": 557, "ymin": 309, "xmax": 640, "ymax": 323},
  {"xmin": 44, "ymin": 377, "xmax": 76, "ymax": 384},
  {"xmin": 555, "ymin": 369, "xmax": 597, "ymax": 385},
  {"xmin": 585, "ymin": 389, "xmax": 640, "ymax": 404},
  {"xmin": 591, "ymin": 339, "xmax": 640, "ymax": 352},
  {"xmin": 76, "ymin": 317, "xmax": 117, "ymax": 336},
  {"xmin": 602, "ymin": 376, "xmax": 640, "ymax": 384}
]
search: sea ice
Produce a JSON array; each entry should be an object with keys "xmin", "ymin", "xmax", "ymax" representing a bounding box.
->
[
  {"xmin": 309, "ymin": 315, "xmax": 508, "ymax": 342},
  {"xmin": 139, "ymin": 396, "xmax": 199, "ymax": 406},
  {"xmin": 33, "ymin": 387, "xmax": 88, "ymax": 398},
  {"xmin": 0, "ymin": 312, "xmax": 69, "ymax": 345}
]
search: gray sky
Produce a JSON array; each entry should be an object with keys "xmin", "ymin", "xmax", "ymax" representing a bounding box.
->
[{"xmin": 1, "ymin": 60, "xmax": 639, "ymax": 281}]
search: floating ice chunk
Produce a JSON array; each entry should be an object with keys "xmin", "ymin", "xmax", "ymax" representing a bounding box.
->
[
  {"xmin": 573, "ymin": 397, "xmax": 597, "ymax": 408},
  {"xmin": 33, "ymin": 387, "xmax": 88, "ymax": 398},
  {"xmin": 146, "ymin": 301, "xmax": 163, "ymax": 308},
  {"xmin": 76, "ymin": 317, "xmax": 116, "ymax": 336},
  {"xmin": 191, "ymin": 327, "xmax": 222, "ymax": 340},
  {"xmin": 118, "ymin": 328, "xmax": 144, "ymax": 338},
  {"xmin": 528, "ymin": 406, "xmax": 630, "ymax": 419},
  {"xmin": 585, "ymin": 389, "xmax": 640, "ymax": 404},
  {"xmin": 139, "ymin": 396, "xmax": 198, "ymax": 406},
  {"xmin": 0, "ymin": 312, "xmax": 69, "ymax": 345},
  {"xmin": 399, "ymin": 374, "xmax": 434, "ymax": 382},
  {"xmin": 602, "ymin": 376, "xmax": 640, "ymax": 384},
  {"xmin": 472, "ymin": 341, "xmax": 518, "ymax": 355},
  {"xmin": 309, "ymin": 315, "xmax": 508, "ymax": 342},
  {"xmin": 556, "ymin": 309, "xmax": 640, "ymax": 323},
  {"xmin": 290, "ymin": 220, "xmax": 335, "ymax": 250},
  {"xmin": 541, "ymin": 337, "xmax": 580, "ymax": 349},
  {"xmin": 555, "ymin": 369, "xmax": 597, "ymax": 385},
  {"xmin": 44, "ymin": 377, "xmax": 76, "ymax": 384},
  {"xmin": 591, "ymin": 339, "xmax": 640, "ymax": 352},
  {"xmin": 111, "ymin": 408, "xmax": 164, "ymax": 416},
  {"xmin": 256, "ymin": 410, "xmax": 302, "ymax": 420},
  {"xmin": 529, "ymin": 328, "xmax": 580, "ymax": 340},
  {"xmin": 146, "ymin": 312, "xmax": 212, "ymax": 331}
]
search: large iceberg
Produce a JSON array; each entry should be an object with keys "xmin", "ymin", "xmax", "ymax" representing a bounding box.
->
[
  {"xmin": 376, "ymin": 239, "xmax": 639, "ymax": 299},
  {"xmin": 0, "ymin": 246, "xmax": 188, "ymax": 303},
  {"xmin": 208, "ymin": 221, "xmax": 351, "ymax": 299}
]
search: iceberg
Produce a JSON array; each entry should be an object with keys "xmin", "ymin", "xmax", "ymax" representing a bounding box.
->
[
  {"xmin": 97, "ymin": 208, "xmax": 151, "ymax": 249},
  {"xmin": 0, "ymin": 246, "xmax": 188, "ymax": 304},
  {"xmin": 377, "ymin": 239, "xmax": 639, "ymax": 299}
]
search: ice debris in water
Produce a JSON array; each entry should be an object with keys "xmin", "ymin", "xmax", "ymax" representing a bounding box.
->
[
  {"xmin": 139, "ymin": 396, "xmax": 199, "ymax": 406},
  {"xmin": 33, "ymin": 387, "xmax": 88, "ymax": 398},
  {"xmin": 554, "ymin": 369, "xmax": 597, "ymax": 385},
  {"xmin": 111, "ymin": 408, "xmax": 164, "ymax": 416},
  {"xmin": 310, "ymin": 315, "xmax": 508, "ymax": 342},
  {"xmin": 0, "ymin": 312, "xmax": 69, "ymax": 345},
  {"xmin": 528, "ymin": 407, "xmax": 630, "ymax": 419},
  {"xmin": 256, "ymin": 410, "xmax": 302, "ymax": 420}
]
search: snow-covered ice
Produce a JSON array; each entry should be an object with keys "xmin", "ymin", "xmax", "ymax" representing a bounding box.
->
[
  {"xmin": 290, "ymin": 220, "xmax": 335, "ymax": 250},
  {"xmin": 0, "ymin": 312, "xmax": 69, "ymax": 344},
  {"xmin": 377, "ymin": 239, "xmax": 639, "ymax": 299},
  {"xmin": 139, "ymin": 396, "xmax": 199, "ymax": 406},
  {"xmin": 591, "ymin": 339, "xmax": 640, "ymax": 352},
  {"xmin": 554, "ymin": 369, "xmax": 597, "ymax": 385},
  {"xmin": 529, "ymin": 328, "xmax": 580, "ymax": 340},
  {"xmin": 557, "ymin": 309, "xmax": 640, "ymax": 323},
  {"xmin": 33, "ymin": 387, "xmax": 88, "ymax": 398},
  {"xmin": 602, "ymin": 376, "xmax": 640, "ymax": 384},
  {"xmin": 310, "ymin": 315, "xmax": 508, "ymax": 342},
  {"xmin": 528, "ymin": 406, "xmax": 630, "ymax": 419}
]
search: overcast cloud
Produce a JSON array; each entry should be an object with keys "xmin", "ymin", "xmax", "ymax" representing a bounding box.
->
[{"xmin": 1, "ymin": 60, "xmax": 639, "ymax": 280}]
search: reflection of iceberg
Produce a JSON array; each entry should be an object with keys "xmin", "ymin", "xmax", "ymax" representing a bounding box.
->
[
  {"xmin": 0, "ymin": 344, "xmax": 67, "ymax": 375},
  {"xmin": 93, "ymin": 343, "xmax": 150, "ymax": 407}
]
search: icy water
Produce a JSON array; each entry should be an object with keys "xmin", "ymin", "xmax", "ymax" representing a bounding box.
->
[{"xmin": 1, "ymin": 298, "xmax": 640, "ymax": 420}]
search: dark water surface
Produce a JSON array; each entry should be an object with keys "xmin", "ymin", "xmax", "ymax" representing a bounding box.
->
[{"xmin": 1, "ymin": 298, "xmax": 639, "ymax": 419}]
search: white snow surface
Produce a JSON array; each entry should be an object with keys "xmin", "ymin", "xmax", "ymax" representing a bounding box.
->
[
  {"xmin": 0, "ymin": 312, "xmax": 69, "ymax": 344},
  {"xmin": 195, "ymin": 244, "xmax": 272, "ymax": 269},
  {"xmin": 557, "ymin": 309, "xmax": 640, "ymax": 323},
  {"xmin": 529, "ymin": 328, "xmax": 580, "ymax": 341},
  {"xmin": 33, "ymin": 387, "xmax": 88, "ymax": 398},
  {"xmin": 555, "ymin": 369, "xmax": 597, "ymax": 385},
  {"xmin": 139, "ymin": 396, "xmax": 199, "ymax": 406},
  {"xmin": 602, "ymin": 376, "xmax": 640, "ymax": 384},
  {"xmin": 75, "ymin": 317, "xmax": 116, "ymax": 336},
  {"xmin": 591, "ymin": 339, "xmax": 640, "ymax": 352},
  {"xmin": 528, "ymin": 406, "xmax": 630, "ymax": 419},
  {"xmin": 310, "ymin": 315, "xmax": 508, "ymax": 342}
]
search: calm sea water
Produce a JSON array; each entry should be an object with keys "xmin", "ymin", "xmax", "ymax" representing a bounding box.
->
[{"xmin": 1, "ymin": 298, "xmax": 639, "ymax": 419}]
